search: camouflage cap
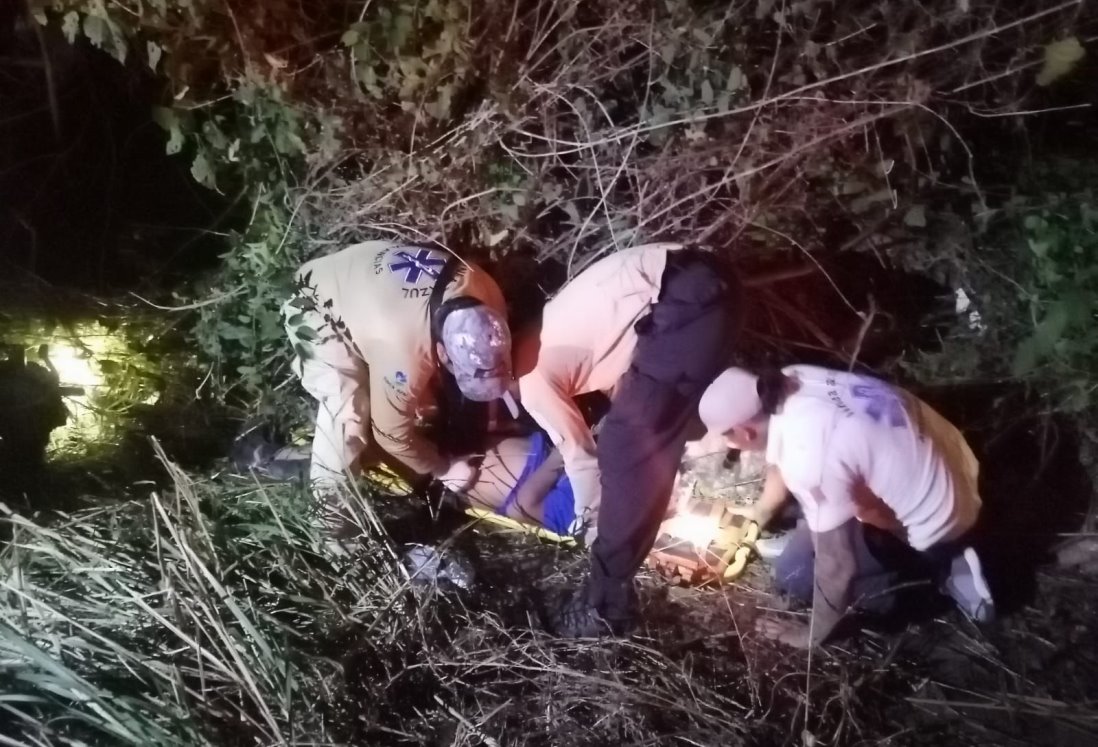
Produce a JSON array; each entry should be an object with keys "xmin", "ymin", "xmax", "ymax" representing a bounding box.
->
[{"xmin": 440, "ymin": 305, "xmax": 514, "ymax": 405}]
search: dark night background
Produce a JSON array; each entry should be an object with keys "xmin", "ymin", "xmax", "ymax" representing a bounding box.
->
[{"xmin": 1, "ymin": 10, "xmax": 225, "ymax": 296}]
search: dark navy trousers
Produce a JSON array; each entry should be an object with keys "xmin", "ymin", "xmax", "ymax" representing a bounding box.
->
[{"xmin": 588, "ymin": 252, "xmax": 740, "ymax": 614}]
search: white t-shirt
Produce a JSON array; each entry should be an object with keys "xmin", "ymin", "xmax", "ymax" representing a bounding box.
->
[{"xmin": 765, "ymin": 366, "xmax": 980, "ymax": 550}]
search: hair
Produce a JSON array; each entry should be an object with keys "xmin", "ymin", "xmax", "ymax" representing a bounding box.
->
[
  {"xmin": 428, "ymin": 295, "xmax": 492, "ymax": 460},
  {"xmin": 756, "ymin": 369, "xmax": 788, "ymax": 416}
]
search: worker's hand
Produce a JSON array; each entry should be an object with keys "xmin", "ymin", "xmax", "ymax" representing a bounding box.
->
[
  {"xmin": 726, "ymin": 504, "xmax": 768, "ymax": 527},
  {"xmin": 568, "ymin": 509, "xmax": 598, "ymax": 546},
  {"xmin": 437, "ymin": 459, "xmax": 479, "ymax": 495},
  {"xmin": 755, "ymin": 617, "xmax": 812, "ymax": 649}
]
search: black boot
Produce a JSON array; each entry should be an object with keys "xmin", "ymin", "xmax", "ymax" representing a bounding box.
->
[{"xmin": 548, "ymin": 578, "xmax": 638, "ymax": 638}]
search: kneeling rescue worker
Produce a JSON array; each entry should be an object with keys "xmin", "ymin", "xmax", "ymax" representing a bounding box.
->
[
  {"xmin": 284, "ymin": 240, "xmax": 515, "ymax": 540},
  {"xmin": 698, "ymin": 365, "xmax": 995, "ymax": 648}
]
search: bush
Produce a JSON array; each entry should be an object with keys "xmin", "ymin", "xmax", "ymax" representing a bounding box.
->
[
  {"xmin": 910, "ymin": 159, "xmax": 1098, "ymax": 412},
  {"xmin": 37, "ymin": 0, "xmax": 1094, "ymax": 416}
]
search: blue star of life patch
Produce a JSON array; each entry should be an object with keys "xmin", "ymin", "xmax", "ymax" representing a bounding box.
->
[
  {"xmin": 388, "ymin": 248, "xmax": 446, "ymax": 284},
  {"xmin": 851, "ymin": 382, "xmax": 906, "ymax": 428}
]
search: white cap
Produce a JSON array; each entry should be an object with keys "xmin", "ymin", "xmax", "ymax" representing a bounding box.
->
[{"xmin": 698, "ymin": 368, "xmax": 762, "ymax": 435}]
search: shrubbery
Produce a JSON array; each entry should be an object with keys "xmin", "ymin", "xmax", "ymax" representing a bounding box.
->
[
  {"xmin": 913, "ymin": 158, "xmax": 1098, "ymax": 412},
  {"xmin": 36, "ymin": 0, "xmax": 1092, "ymax": 407}
]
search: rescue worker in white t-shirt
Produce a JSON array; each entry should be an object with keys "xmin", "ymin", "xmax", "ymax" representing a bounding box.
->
[
  {"xmin": 283, "ymin": 241, "xmax": 513, "ymax": 539},
  {"xmin": 698, "ymin": 365, "xmax": 994, "ymax": 649}
]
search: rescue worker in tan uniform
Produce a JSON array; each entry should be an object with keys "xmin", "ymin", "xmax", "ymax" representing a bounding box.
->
[
  {"xmin": 283, "ymin": 241, "xmax": 512, "ymax": 536},
  {"xmin": 507, "ymin": 243, "xmax": 742, "ymax": 636}
]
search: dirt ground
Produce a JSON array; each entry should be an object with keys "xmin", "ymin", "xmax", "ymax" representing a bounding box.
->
[
  {"xmin": 340, "ymin": 404, "xmax": 1098, "ymax": 747},
  {"xmin": 358, "ymin": 513, "xmax": 1098, "ymax": 746}
]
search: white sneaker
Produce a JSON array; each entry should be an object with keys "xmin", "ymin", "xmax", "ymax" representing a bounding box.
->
[
  {"xmin": 754, "ymin": 533, "xmax": 792, "ymax": 561},
  {"xmin": 943, "ymin": 547, "xmax": 995, "ymax": 623}
]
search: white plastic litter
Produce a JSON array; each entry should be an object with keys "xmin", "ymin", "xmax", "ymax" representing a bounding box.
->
[
  {"xmin": 401, "ymin": 544, "xmax": 475, "ymax": 589},
  {"xmin": 954, "ymin": 288, "xmax": 986, "ymax": 332}
]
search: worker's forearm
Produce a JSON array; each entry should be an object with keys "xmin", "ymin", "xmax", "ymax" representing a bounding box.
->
[
  {"xmin": 308, "ymin": 401, "xmax": 367, "ymax": 490},
  {"xmin": 372, "ymin": 427, "xmax": 447, "ymax": 477},
  {"xmin": 754, "ymin": 465, "xmax": 789, "ymax": 528},
  {"xmin": 565, "ymin": 457, "xmax": 601, "ymax": 515}
]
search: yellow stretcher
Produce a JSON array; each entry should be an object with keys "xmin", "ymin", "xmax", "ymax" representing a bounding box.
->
[
  {"xmin": 463, "ymin": 507, "xmax": 577, "ymax": 546},
  {"xmin": 465, "ymin": 499, "xmax": 759, "ymax": 586},
  {"xmin": 366, "ymin": 465, "xmax": 415, "ymax": 495},
  {"xmin": 645, "ymin": 501, "xmax": 760, "ymax": 585}
]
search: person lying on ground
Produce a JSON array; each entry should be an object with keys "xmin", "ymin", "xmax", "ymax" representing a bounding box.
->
[
  {"xmin": 449, "ymin": 430, "xmax": 576, "ymax": 537},
  {"xmin": 698, "ymin": 365, "xmax": 995, "ymax": 650},
  {"xmin": 283, "ymin": 240, "xmax": 514, "ymax": 539},
  {"xmin": 481, "ymin": 244, "xmax": 743, "ymax": 637},
  {"xmin": 451, "ymin": 432, "xmax": 733, "ymax": 550}
]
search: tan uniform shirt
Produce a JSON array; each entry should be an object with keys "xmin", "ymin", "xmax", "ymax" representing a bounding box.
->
[
  {"xmin": 286, "ymin": 241, "xmax": 506, "ymax": 483},
  {"xmin": 515, "ymin": 244, "xmax": 680, "ymax": 520}
]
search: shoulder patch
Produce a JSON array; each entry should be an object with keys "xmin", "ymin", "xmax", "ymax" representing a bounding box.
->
[{"xmin": 383, "ymin": 370, "xmax": 411, "ymax": 401}]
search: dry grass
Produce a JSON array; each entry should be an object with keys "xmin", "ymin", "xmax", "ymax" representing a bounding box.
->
[{"xmin": 4, "ymin": 443, "xmax": 1097, "ymax": 746}]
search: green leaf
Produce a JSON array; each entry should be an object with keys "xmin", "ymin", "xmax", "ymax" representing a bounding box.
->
[
  {"xmin": 341, "ymin": 29, "xmax": 360, "ymax": 47},
  {"xmin": 62, "ymin": 10, "xmax": 81, "ymax": 42},
  {"xmin": 147, "ymin": 41, "xmax": 162, "ymax": 71},
  {"xmin": 903, "ymin": 205, "xmax": 927, "ymax": 228},
  {"xmin": 1028, "ymin": 238, "xmax": 1050, "ymax": 258},
  {"xmin": 1035, "ymin": 300, "xmax": 1070, "ymax": 354},
  {"xmin": 295, "ymin": 326, "xmax": 317, "ymax": 342},
  {"xmin": 1036, "ymin": 37, "xmax": 1085, "ymax": 87},
  {"xmin": 700, "ymin": 79, "xmax": 714, "ymax": 106},
  {"xmin": 1012, "ymin": 337, "xmax": 1040, "ymax": 377},
  {"xmin": 190, "ymin": 153, "xmax": 217, "ymax": 190},
  {"xmin": 152, "ymin": 106, "xmax": 175, "ymax": 131},
  {"xmin": 82, "ymin": 14, "xmax": 107, "ymax": 49},
  {"xmin": 167, "ymin": 129, "xmax": 184, "ymax": 154},
  {"xmin": 286, "ymin": 313, "xmax": 305, "ymax": 328},
  {"xmin": 726, "ymin": 66, "xmax": 748, "ymax": 93}
]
